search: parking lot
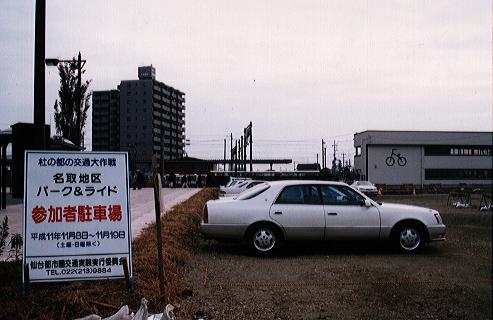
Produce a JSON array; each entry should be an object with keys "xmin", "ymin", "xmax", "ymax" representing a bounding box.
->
[{"xmin": 180, "ymin": 194, "xmax": 492, "ymax": 319}]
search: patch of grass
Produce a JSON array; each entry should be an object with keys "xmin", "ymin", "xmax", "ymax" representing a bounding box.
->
[
  {"xmin": 0, "ymin": 188, "xmax": 217, "ymax": 320},
  {"xmin": 132, "ymin": 188, "xmax": 217, "ymax": 306}
]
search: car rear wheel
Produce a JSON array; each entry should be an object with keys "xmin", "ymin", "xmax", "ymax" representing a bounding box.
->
[
  {"xmin": 249, "ymin": 225, "xmax": 278, "ymax": 254},
  {"xmin": 393, "ymin": 224, "xmax": 424, "ymax": 253}
]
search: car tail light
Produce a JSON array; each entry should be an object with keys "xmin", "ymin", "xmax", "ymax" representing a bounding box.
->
[{"xmin": 203, "ymin": 204, "xmax": 208, "ymax": 223}]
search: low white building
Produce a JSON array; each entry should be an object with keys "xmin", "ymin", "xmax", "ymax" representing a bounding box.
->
[{"xmin": 353, "ymin": 131, "xmax": 492, "ymax": 189}]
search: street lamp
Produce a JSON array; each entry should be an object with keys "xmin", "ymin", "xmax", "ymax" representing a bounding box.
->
[
  {"xmin": 45, "ymin": 52, "xmax": 87, "ymax": 85},
  {"xmin": 45, "ymin": 52, "xmax": 87, "ymax": 147}
]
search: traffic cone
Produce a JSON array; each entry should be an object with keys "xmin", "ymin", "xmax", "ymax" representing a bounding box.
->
[{"xmin": 412, "ymin": 187, "xmax": 416, "ymax": 196}]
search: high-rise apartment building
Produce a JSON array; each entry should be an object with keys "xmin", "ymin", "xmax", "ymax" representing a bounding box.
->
[
  {"xmin": 92, "ymin": 90, "xmax": 120, "ymax": 151},
  {"xmin": 92, "ymin": 66, "xmax": 185, "ymax": 171}
]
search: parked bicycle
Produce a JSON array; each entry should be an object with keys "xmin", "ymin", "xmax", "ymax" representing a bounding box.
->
[{"xmin": 386, "ymin": 148, "xmax": 407, "ymax": 166}]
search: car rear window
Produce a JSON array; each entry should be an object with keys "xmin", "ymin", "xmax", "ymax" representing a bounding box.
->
[
  {"xmin": 236, "ymin": 181, "xmax": 249, "ymax": 188},
  {"xmin": 246, "ymin": 181, "xmax": 264, "ymax": 189},
  {"xmin": 237, "ymin": 183, "xmax": 270, "ymax": 200}
]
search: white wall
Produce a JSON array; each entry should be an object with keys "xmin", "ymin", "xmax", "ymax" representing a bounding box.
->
[{"xmin": 367, "ymin": 146, "xmax": 422, "ymax": 185}]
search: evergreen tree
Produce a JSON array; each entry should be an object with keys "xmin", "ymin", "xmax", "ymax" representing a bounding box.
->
[{"xmin": 53, "ymin": 55, "xmax": 91, "ymax": 147}]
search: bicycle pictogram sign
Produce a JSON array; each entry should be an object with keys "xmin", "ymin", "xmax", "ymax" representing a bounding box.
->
[{"xmin": 386, "ymin": 148, "xmax": 407, "ymax": 166}]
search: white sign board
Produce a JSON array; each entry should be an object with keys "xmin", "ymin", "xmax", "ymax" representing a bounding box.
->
[{"xmin": 23, "ymin": 151, "xmax": 132, "ymax": 283}]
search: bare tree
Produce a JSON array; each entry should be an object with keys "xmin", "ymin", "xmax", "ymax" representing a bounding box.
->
[{"xmin": 53, "ymin": 54, "xmax": 91, "ymax": 147}]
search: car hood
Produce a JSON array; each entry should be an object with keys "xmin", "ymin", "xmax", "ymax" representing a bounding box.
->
[{"xmin": 378, "ymin": 202, "xmax": 437, "ymax": 214}]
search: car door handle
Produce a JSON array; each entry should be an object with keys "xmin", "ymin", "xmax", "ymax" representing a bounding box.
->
[
  {"xmin": 327, "ymin": 212, "xmax": 338, "ymax": 216},
  {"xmin": 274, "ymin": 211, "xmax": 283, "ymax": 215}
]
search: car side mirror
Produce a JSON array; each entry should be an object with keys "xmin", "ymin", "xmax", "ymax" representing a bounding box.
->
[{"xmin": 364, "ymin": 199, "xmax": 372, "ymax": 207}]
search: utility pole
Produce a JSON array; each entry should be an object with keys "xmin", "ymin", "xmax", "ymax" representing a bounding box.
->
[
  {"xmin": 241, "ymin": 132, "xmax": 244, "ymax": 172},
  {"xmin": 234, "ymin": 140, "xmax": 238, "ymax": 174},
  {"xmin": 249, "ymin": 121, "xmax": 253, "ymax": 173},
  {"xmin": 230, "ymin": 133, "xmax": 233, "ymax": 172},
  {"xmin": 332, "ymin": 140, "xmax": 337, "ymax": 173},
  {"xmin": 237, "ymin": 138, "xmax": 240, "ymax": 173},
  {"xmin": 332, "ymin": 140, "xmax": 337, "ymax": 161},
  {"xmin": 240, "ymin": 136, "xmax": 243, "ymax": 172},
  {"xmin": 242, "ymin": 135, "xmax": 246, "ymax": 172},
  {"xmin": 223, "ymin": 139, "xmax": 226, "ymax": 171},
  {"xmin": 324, "ymin": 147, "xmax": 327, "ymax": 168},
  {"xmin": 76, "ymin": 52, "xmax": 83, "ymax": 147},
  {"xmin": 34, "ymin": 0, "xmax": 46, "ymax": 148},
  {"xmin": 342, "ymin": 153, "xmax": 346, "ymax": 181},
  {"xmin": 321, "ymin": 139, "xmax": 325, "ymax": 169}
]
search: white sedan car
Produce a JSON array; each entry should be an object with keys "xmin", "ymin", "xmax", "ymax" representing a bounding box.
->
[
  {"xmin": 351, "ymin": 180, "xmax": 378, "ymax": 197},
  {"xmin": 201, "ymin": 180, "xmax": 446, "ymax": 254}
]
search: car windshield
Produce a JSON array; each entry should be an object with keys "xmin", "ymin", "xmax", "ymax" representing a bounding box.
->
[
  {"xmin": 357, "ymin": 181, "xmax": 373, "ymax": 186},
  {"xmin": 237, "ymin": 183, "xmax": 270, "ymax": 200}
]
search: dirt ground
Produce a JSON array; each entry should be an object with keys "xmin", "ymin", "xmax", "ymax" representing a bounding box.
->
[{"xmin": 179, "ymin": 194, "xmax": 492, "ymax": 320}]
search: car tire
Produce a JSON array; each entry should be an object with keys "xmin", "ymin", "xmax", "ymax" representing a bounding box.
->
[
  {"xmin": 392, "ymin": 223, "xmax": 424, "ymax": 253},
  {"xmin": 248, "ymin": 224, "xmax": 279, "ymax": 255}
]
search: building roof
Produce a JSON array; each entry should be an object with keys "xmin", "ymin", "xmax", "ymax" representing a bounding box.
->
[{"xmin": 354, "ymin": 130, "xmax": 493, "ymax": 146}]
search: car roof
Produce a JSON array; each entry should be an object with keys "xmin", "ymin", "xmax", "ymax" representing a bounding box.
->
[{"xmin": 266, "ymin": 180, "xmax": 349, "ymax": 187}]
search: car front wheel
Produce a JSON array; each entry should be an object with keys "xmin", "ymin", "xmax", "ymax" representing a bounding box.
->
[
  {"xmin": 393, "ymin": 224, "xmax": 424, "ymax": 253},
  {"xmin": 249, "ymin": 225, "xmax": 278, "ymax": 254}
]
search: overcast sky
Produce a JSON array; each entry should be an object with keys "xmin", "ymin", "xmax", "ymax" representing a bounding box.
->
[{"xmin": 0, "ymin": 0, "xmax": 491, "ymax": 167}]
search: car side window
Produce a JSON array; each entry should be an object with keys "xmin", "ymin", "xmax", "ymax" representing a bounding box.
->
[
  {"xmin": 275, "ymin": 185, "xmax": 322, "ymax": 205},
  {"xmin": 321, "ymin": 185, "xmax": 365, "ymax": 205}
]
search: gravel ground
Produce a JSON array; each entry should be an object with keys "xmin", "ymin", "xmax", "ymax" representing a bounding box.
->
[{"xmin": 179, "ymin": 194, "xmax": 492, "ymax": 320}]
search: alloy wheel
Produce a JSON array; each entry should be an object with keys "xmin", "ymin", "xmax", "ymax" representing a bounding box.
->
[
  {"xmin": 399, "ymin": 227, "xmax": 421, "ymax": 251},
  {"xmin": 253, "ymin": 228, "xmax": 276, "ymax": 252}
]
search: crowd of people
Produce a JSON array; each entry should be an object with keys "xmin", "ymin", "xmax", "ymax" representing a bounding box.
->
[{"xmin": 129, "ymin": 171, "xmax": 208, "ymax": 189}]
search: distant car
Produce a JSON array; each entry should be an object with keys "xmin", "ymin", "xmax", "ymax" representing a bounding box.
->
[
  {"xmin": 219, "ymin": 177, "xmax": 251, "ymax": 192},
  {"xmin": 220, "ymin": 180, "xmax": 266, "ymax": 197},
  {"xmin": 201, "ymin": 180, "xmax": 446, "ymax": 254},
  {"xmin": 225, "ymin": 177, "xmax": 251, "ymax": 188},
  {"xmin": 351, "ymin": 181, "xmax": 378, "ymax": 197}
]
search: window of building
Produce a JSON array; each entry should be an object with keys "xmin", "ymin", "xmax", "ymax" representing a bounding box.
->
[
  {"xmin": 425, "ymin": 169, "xmax": 492, "ymax": 180},
  {"xmin": 355, "ymin": 146, "xmax": 361, "ymax": 156},
  {"xmin": 425, "ymin": 145, "xmax": 492, "ymax": 156}
]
